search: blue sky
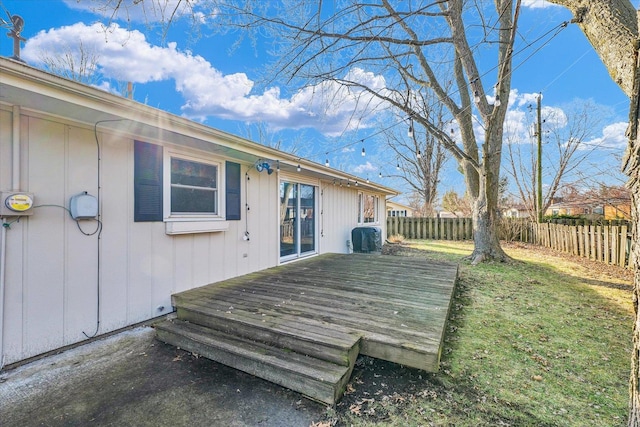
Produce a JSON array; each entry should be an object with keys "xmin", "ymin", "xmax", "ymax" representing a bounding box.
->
[{"xmin": 1, "ymin": 0, "xmax": 636, "ymax": 205}]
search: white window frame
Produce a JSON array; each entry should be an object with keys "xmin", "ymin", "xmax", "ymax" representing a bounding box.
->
[
  {"xmin": 163, "ymin": 148, "xmax": 228, "ymax": 234},
  {"xmin": 358, "ymin": 192, "xmax": 380, "ymax": 225}
]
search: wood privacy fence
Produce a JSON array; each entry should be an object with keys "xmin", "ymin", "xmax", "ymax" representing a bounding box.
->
[
  {"xmin": 386, "ymin": 217, "xmax": 634, "ymax": 269},
  {"xmin": 533, "ymin": 222, "xmax": 633, "ymax": 269},
  {"xmin": 387, "ymin": 216, "xmax": 475, "ymax": 241}
]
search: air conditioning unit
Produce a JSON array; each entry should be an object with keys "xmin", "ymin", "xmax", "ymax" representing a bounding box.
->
[{"xmin": 351, "ymin": 227, "xmax": 382, "ymax": 253}]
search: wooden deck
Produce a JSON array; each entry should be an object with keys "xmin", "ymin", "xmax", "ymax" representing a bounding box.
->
[{"xmin": 156, "ymin": 253, "xmax": 458, "ymax": 404}]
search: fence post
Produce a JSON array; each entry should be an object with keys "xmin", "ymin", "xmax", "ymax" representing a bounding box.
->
[
  {"xmin": 620, "ymin": 225, "xmax": 628, "ymax": 267},
  {"xmin": 605, "ymin": 226, "xmax": 611, "ymax": 264},
  {"xmin": 611, "ymin": 225, "xmax": 618, "ymax": 266},
  {"xmin": 596, "ymin": 225, "xmax": 603, "ymax": 263}
]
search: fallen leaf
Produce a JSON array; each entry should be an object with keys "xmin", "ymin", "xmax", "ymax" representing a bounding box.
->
[
  {"xmin": 531, "ymin": 375, "xmax": 543, "ymax": 381},
  {"xmin": 349, "ymin": 404, "xmax": 362, "ymax": 415}
]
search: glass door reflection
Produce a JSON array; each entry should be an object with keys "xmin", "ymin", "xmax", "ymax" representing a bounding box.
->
[
  {"xmin": 279, "ymin": 181, "xmax": 297, "ymax": 258},
  {"xmin": 279, "ymin": 181, "xmax": 316, "ymax": 260}
]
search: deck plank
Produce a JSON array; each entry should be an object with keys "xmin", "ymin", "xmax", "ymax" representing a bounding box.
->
[{"xmin": 172, "ymin": 253, "xmax": 457, "ymax": 372}]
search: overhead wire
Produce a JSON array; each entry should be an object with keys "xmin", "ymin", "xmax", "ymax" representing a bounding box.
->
[{"xmin": 302, "ymin": 16, "xmax": 573, "ymax": 178}]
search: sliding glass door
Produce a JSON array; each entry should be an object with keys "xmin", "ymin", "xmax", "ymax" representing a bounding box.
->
[{"xmin": 280, "ymin": 181, "xmax": 316, "ymax": 260}]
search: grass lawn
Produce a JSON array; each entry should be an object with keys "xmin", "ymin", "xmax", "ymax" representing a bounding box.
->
[{"xmin": 318, "ymin": 240, "xmax": 634, "ymax": 427}]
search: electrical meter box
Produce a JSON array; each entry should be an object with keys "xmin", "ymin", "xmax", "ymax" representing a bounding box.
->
[
  {"xmin": 69, "ymin": 192, "xmax": 98, "ymax": 220},
  {"xmin": 0, "ymin": 191, "xmax": 35, "ymax": 217}
]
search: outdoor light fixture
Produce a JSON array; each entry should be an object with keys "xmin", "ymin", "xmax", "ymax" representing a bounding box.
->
[
  {"xmin": 494, "ymin": 94, "xmax": 501, "ymax": 107},
  {"xmin": 366, "ymin": 177, "xmax": 370, "ymax": 184},
  {"xmin": 276, "ymin": 160, "xmax": 280, "ymax": 172},
  {"xmin": 408, "ymin": 119, "xmax": 414, "ymax": 138},
  {"xmin": 417, "ymin": 150, "xmax": 422, "ymax": 159},
  {"xmin": 474, "ymin": 91, "xmax": 481, "ymax": 103},
  {"xmin": 379, "ymin": 172, "xmax": 382, "ymax": 178},
  {"xmin": 255, "ymin": 161, "xmax": 274, "ymax": 175},
  {"xmin": 396, "ymin": 163, "xmax": 400, "ymax": 170},
  {"xmin": 355, "ymin": 181, "xmax": 359, "ymax": 186},
  {"xmin": 325, "ymin": 158, "xmax": 330, "ymax": 167},
  {"xmin": 361, "ymin": 147, "xmax": 366, "ymax": 157},
  {"xmin": 297, "ymin": 164, "xmax": 301, "ymax": 172}
]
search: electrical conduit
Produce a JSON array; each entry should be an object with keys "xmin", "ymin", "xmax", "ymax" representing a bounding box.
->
[{"xmin": 0, "ymin": 105, "xmax": 21, "ymax": 369}]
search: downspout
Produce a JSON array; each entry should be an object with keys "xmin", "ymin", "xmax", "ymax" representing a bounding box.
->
[
  {"xmin": 12, "ymin": 105, "xmax": 21, "ymax": 191},
  {"xmin": 0, "ymin": 105, "xmax": 21, "ymax": 369}
]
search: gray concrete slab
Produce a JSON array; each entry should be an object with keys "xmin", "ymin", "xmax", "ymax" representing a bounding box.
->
[{"xmin": 0, "ymin": 327, "xmax": 328, "ymax": 427}]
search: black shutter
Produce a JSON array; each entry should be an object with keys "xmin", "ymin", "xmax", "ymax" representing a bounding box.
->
[
  {"xmin": 225, "ymin": 161, "xmax": 241, "ymax": 220},
  {"xmin": 134, "ymin": 140, "xmax": 163, "ymax": 222}
]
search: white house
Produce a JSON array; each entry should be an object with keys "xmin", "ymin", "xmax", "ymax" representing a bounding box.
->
[
  {"xmin": 386, "ymin": 200, "xmax": 415, "ymax": 217},
  {"xmin": 0, "ymin": 58, "xmax": 397, "ymax": 367}
]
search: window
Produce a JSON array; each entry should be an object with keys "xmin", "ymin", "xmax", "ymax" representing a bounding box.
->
[
  {"xmin": 134, "ymin": 141, "xmax": 242, "ymax": 231},
  {"xmin": 358, "ymin": 192, "xmax": 379, "ymax": 224},
  {"xmin": 170, "ymin": 157, "xmax": 218, "ymax": 215},
  {"xmin": 363, "ymin": 194, "xmax": 378, "ymax": 223}
]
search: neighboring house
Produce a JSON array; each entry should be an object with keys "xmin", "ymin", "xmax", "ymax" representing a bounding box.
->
[
  {"xmin": 386, "ymin": 200, "xmax": 415, "ymax": 217},
  {"xmin": 503, "ymin": 204, "xmax": 531, "ymax": 219},
  {"xmin": 545, "ymin": 197, "xmax": 631, "ymax": 220},
  {"xmin": 0, "ymin": 58, "xmax": 397, "ymax": 366},
  {"xmin": 437, "ymin": 210, "xmax": 465, "ymax": 219}
]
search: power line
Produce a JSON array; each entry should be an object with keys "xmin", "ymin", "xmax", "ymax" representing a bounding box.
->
[{"xmin": 304, "ymin": 18, "xmax": 572, "ymax": 174}]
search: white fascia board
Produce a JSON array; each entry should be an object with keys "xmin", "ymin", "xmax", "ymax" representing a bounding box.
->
[{"xmin": 0, "ymin": 58, "xmax": 399, "ymax": 197}]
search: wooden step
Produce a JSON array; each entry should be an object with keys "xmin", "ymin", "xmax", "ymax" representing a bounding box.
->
[
  {"xmin": 155, "ymin": 319, "xmax": 355, "ymax": 405},
  {"xmin": 175, "ymin": 300, "xmax": 361, "ymax": 367}
]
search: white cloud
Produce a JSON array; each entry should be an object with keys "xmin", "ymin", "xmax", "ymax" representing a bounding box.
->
[
  {"xmin": 501, "ymin": 91, "xmax": 627, "ymax": 164},
  {"xmin": 585, "ymin": 122, "xmax": 628, "ymax": 149},
  {"xmin": 353, "ymin": 161, "xmax": 377, "ymax": 174},
  {"xmin": 22, "ymin": 22, "xmax": 383, "ymax": 136},
  {"xmin": 542, "ymin": 106, "xmax": 568, "ymax": 128},
  {"xmin": 521, "ymin": 0, "xmax": 559, "ymax": 9}
]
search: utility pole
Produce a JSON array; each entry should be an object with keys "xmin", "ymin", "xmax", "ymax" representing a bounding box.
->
[{"xmin": 536, "ymin": 93, "xmax": 543, "ymax": 223}]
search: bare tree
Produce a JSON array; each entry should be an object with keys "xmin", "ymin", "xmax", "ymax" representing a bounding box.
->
[
  {"xmin": 37, "ymin": 40, "xmax": 101, "ymax": 85},
  {"xmin": 441, "ymin": 188, "xmax": 472, "ymax": 216},
  {"xmin": 188, "ymin": 0, "xmax": 523, "ymax": 264},
  {"xmin": 545, "ymin": 1, "xmax": 639, "ymax": 424},
  {"xmin": 505, "ymin": 99, "xmax": 607, "ymax": 220},
  {"xmin": 383, "ymin": 90, "xmax": 447, "ymax": 217},
  {"xmin": 241, "ymin": 122, "xmax": 305, "ymax": 155}
]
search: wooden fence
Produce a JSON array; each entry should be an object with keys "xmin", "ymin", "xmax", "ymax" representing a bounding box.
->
[
  {"xmin": 532, "ymin": 222, "xmax": 633, "ymax": 269},
  {"xmin": 387, "ymin": 216, "xmax": 474, "ymax": 241},
  {"xmin": 386, "ymin": 216, "xmax": 634, "ymax": 269}
]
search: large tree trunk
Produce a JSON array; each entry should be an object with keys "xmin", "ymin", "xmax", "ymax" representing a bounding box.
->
[
  {"xmin": 469, "ymin": 128, "xmax": 509, "ymax": 264},
  {"xmin": 630, "ymin": 158, "xmax": 640, "ymax": 427},
  {"xmin": 547, "ymin": 1, "xmax": 639, "ymax": 424},
  {"xmin": 548, "ymin": 0, "xmax": 637, "ymax": 95},
  {"xmin": 627, "ymin": 43, "xmax": 640, "ymax": 427},
  {"xmin": 471, "ymin": 183, "xmax": 507, "ymax": 264}
]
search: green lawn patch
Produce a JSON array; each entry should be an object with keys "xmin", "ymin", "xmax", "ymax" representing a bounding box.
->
[{"xmin": 320, "ymin": 240, "xmax": 633, "ymax": 427}]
